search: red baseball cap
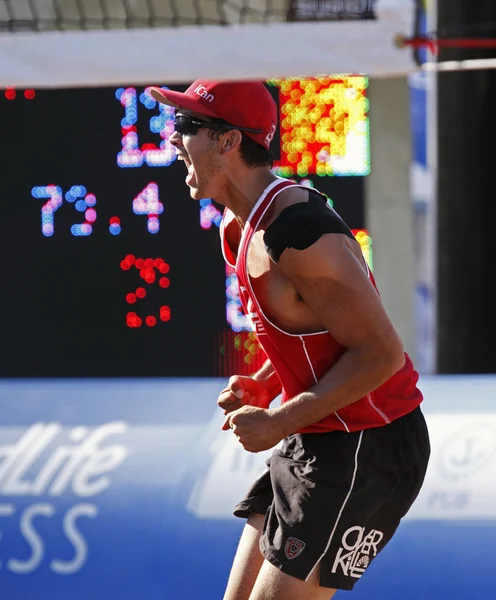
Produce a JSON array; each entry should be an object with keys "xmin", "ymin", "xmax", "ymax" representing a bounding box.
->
[{"xmin": 150, "ymin": 80, "xmax": 278, "ymax": 150}]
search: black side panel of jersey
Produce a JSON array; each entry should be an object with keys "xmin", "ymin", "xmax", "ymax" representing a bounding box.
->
[{"xmin": 263, "ymin": 189, "xmax": 355, "ymax": 263}]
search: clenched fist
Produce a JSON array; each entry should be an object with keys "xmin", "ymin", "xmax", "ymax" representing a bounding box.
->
[
  {"xmin": 222, "ymin": 405, "xmax": 285, "ymax": 453},
  {"xmin": 217, "ymin": 375, "xmax": 272, "ymax": 415}
]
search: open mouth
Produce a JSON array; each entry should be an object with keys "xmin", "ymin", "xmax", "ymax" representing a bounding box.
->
[
  {"xmin": 178, "ymin": 153, "xmax": 195, "ymax": 186},
  {"xmin": 177, "ymin": 153, "xmax": 191, "ymax": 168}
]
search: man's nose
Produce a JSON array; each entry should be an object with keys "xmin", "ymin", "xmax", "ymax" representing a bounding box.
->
[{"xmin": 170, "ymin": 130, "xmax": 183, "ymax": 148}]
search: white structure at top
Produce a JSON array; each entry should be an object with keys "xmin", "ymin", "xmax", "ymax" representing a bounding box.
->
[{"xmin": 0, "ymin": 0, "xmax": 416, "ymax": 88}]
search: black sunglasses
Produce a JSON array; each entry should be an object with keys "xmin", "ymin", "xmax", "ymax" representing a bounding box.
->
[{"xmin": 174, "ymin": 114, "xmax": 263, "ymax": 137}]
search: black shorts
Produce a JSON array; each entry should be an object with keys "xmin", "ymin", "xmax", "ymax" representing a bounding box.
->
[{"xmin": 233, "ymin": 406, "xmax": 430, "ymax": 591}]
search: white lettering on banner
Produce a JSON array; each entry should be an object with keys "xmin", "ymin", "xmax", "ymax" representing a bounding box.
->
[
  {"xmin": 51, "ymin": 504, "xmax": 98, "ymax": 574},
  {"xmin": 0, "ymin": 422, "xmax": 128, "ymax": 496},
  {"xmin": 331, "ymin": 526, "xmax": 383, "ymax": 579},
  {"xmin": 405, "ymin": 413, "xmax": 496, "ymax": 521},
  {"xmin": 438, "ymin": 425, "xmax": 496, "ymax": 481},
  {"xmin": 194, "ymin": 85, "xmax": 214, "ymax": 103},
  {"xmin": 0, "ymin": 422, "xmax": 128, "ymax": 575},
  {"xmin": 0, "ymin": 503, "xmax": 15, "ymax": 568},
  {"xmin": 427, "ymin": 491, "xmax": 470, "ymax": 511},
  {"xmin": 7, "ymin": 503, "xmax": 55, "ymax": 574}
]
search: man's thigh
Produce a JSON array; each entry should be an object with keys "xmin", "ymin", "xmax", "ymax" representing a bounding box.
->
[
  {"xmin": 249, "ymin": 561, "xmax": 336, "ymax": 600},
  {"xmin": 223, "ymin": 514, "xmax": 266, "ymax": 600}
]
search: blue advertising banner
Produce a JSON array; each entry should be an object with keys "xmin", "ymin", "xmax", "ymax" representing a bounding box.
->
[{"xmin": 1, "ymin": 377, "xmax": 495, "ymax": 599}]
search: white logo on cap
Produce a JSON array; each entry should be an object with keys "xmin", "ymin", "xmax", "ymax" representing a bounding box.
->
[
  {"xmin": 265, "ymin": 123, "xmax": 276, "ymax": 146},
  {"xmin": 194, "ymin": 85, "xmax": 215, "ymax": 103}
]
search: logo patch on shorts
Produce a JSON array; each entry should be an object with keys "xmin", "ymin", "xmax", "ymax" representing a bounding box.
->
[
  {"xmin": 284, "ymin": 537, "xmax": 306, "ymax": 560},
  {"xmin": 331, "ymin": 526, "xmax": 383, "ymax": 579}
]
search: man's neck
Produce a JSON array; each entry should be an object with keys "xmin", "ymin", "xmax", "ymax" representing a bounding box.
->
[{"xmin": 215, "ymin": 168, "xmax": 278, "ymax": 227}]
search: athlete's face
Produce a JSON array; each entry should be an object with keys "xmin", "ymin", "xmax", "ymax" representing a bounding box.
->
[{"xmin": 170, "ymin": 111, "xmax": 227, "ymax": 200}]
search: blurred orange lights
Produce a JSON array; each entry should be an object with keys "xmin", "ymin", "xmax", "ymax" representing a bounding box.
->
[
  {"xmin": 270, "ymin": 76, "xmax": 370, "ymax": 177},
  {"xmin": 352, "ymin": 229, "xmax": 373, "ymax": 271}
]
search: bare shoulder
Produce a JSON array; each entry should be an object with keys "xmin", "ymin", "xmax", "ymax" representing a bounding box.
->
[{"xmin": 275, "ymin": 185, "xmax": 310, "ymax": 210}]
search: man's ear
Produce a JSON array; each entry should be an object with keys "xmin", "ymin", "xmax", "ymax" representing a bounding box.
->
[{"xmin": 219, "ymin": 129, "xmax": 243, "ymax": 154}]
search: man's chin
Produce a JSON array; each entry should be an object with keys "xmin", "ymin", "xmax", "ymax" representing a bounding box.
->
[{"xmin": 188, "ymin": 187, "xmax": 203, "ymax": 200}]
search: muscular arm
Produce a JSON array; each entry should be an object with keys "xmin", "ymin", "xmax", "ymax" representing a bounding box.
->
[
  {"xmin": 251, "ymin": 358, "xmax": 282, "ymax": 400},
  {"xmin": 271, "ymin": 234, "xmax": 405, "ymax": 436}
]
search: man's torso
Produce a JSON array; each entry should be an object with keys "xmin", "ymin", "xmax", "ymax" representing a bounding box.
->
[
  {"xmin": 221, "ymin": 178, "xmax": 423, "ymax": 433},
  {"xmin": 224, "ymin": 183, "xmax": 365, "ymax": 336}
]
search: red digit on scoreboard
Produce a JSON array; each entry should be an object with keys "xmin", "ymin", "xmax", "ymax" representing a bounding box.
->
[{"xmin": 120, "ymin": 254, "xmax": 171, "ymax": 328}]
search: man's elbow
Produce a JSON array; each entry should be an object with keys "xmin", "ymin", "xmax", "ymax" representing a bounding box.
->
[
  {"xmin": 365, "ymin": 336, "xmax": 405, "ymax": 382},
  {"xmin": 383, "ymin": 337, "xmax": 406, "ymax": 377}
]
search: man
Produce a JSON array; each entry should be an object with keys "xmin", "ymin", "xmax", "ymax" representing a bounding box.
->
[{"xmin": 150, "ymin": 80, "xmax": 430, "ymax": 600}]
